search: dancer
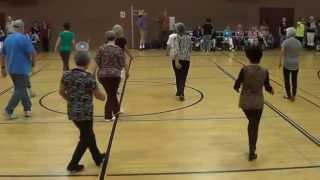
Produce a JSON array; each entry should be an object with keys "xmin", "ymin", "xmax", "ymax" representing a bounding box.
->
[
  {"xmin": 54, "ymin": 22, "xmax": 75, "ymax": 71},
  {"xmin": 40, "ymin": 21, "xmax": 51, "ymax": 52},
  {"xmin": 234, "ymin": 45, "xmax": 274, "ymax": 161},
  {"xmin": 1, "ymin": 20, "xmax": 36, "ymax": 119},
  {"xmin": 296, "ymin": 18, "xmax": 305, "ymax": 45},
  {"xmin": 112, "ymin": 24, "xmax": 134, "ymax": 62},
  {"xmin": 59, "ymin": 51, "xmax": 105, "ymax": 173},
  {"xmin": 279, "ymin": 27, "xmax": 302, "ymax": 102},
  {"xmin": 172, "ymin": 23, "xmax": 192, "ymax": 101},
  {"xmin": 91, "ymin": 31, "xmax": 129, "ymax": 121},
  {"xmin": 5, "ymin": 16, "xmax": 15, "ymax": 35},
  {"xmin": 158, "ymin": 10, "xmax": 170, "ymax": 49}
]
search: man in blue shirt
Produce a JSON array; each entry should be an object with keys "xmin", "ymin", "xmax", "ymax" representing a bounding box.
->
[{"xmin": 0, "ymin": 19, "xmax": 36, "ymax": 119}]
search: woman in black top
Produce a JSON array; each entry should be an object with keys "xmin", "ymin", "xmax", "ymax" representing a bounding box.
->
[{"xmin": 202, "ymin": 18, "xmax": 213, "ymax": 52}]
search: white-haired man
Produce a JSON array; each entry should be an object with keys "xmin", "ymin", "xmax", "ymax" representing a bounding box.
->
[{"xmin": 1, "ymin": 20, "xmax": 36, "ymax": 119}]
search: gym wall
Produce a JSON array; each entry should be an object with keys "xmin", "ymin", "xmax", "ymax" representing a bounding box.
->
[{"xmin": 0, "ymin": 0, "xmax": 319, "ymax": 49}]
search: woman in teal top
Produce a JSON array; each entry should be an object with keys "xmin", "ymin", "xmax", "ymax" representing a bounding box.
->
[{"xmin": 55, "ymin": 22, "xmax": 75, "ymax": 71}]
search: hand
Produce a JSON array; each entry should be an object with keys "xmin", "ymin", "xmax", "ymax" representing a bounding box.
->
[
  {"xmin": 175, "ymin": 62, "xmax": 182, "ymax": 70},
  {"xmin": 269, "ymin": 89, "xmax": 275, "ymax": 95},
  {"xmin": 1, "ymin": 68, "xmax": 7, "ymax": 77}
]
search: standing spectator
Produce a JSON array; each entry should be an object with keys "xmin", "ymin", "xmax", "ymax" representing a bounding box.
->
[
  {"xmin": 136, "ymin": 10, "xmax": 148, "ymax": 50},
  {"xmin": 202, "ymin": 18, "xmax": 214, "ymax": 52},
  {"xmin": 279, "ymin": 27, "xmax": 302, "ymax": 102},
  {"xmin": 5, "ymin": 16, "xmax": 15, "ymax": 35},
  {"xmin": 306, "ymin": 16, "xmax": 317, "ymax": 48},
  {"xmin": 296, "ymin": 18, "xmax": 305, "ymax": 45},
  {"xmin": 172, "ymin": 23, "xmax": 192, "ymax": 101},
  {"xmin": 158, "ymin": 10, "xmax": 170, "ymax": 49},
  {"xmin": 40, "ymin": 21, "xmax": 51, "ymax": 52},
  {"xmin": 91, "ymin": 31, "xmax": 129, "ymax": 121},
  {"xmin": 1, "ymin": 20, "xmax": 36, "ymax": 119},
  {"xmin": 234, "ymin": 45, "xmax": 274, "ymax": 161},
  {"xmin": 279, "ymin": 17, "xmax": 288, "ymax": 45},
  {"xmin": 234, "ymin": 24, "xmax": 245, "ymax": 50},
  {"xmin": 54, "ymin": 22, "xmax": 75, "ymax": 71},
  {"xmin": 31, "ymin": 22, "xmax": 40, "ymax": 35}
]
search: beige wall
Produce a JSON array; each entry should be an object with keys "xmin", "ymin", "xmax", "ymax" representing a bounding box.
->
[{"xmin": 0, "ymin": 0, "xmax": 319, "ymax": 48}]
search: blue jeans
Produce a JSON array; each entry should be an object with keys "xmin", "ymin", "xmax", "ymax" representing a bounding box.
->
[
  {"xmin": 5, "ymin": 74, "xmax": 32, "ymax": 114},
  {"xmin": 202, "ymin": 35, "xmax": 212, "ymax": 51}
]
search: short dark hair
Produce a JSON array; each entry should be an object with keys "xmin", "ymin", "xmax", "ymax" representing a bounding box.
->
[
  {"xmin": 63, "ymin": 22, "xmax": 71, "ymax": 30},
  {"xmin": 74, "ymin": 51, "xmax": 90, "ymax": 67},
  {"xmin": 245, "ymin": 45, "xmax": 263, "ymax": 64}
]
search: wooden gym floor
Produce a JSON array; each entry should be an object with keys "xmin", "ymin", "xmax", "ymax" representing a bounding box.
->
[{"xmin": 0, "ymin": 50, "xmax": 320, "ymax": 180}]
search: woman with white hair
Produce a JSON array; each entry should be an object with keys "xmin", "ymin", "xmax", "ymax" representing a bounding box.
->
[
  {"xmin": 112, "ymin": 24, "xmax": 134, "ymax": 61},
  {"xmin": 279, "ymin": 27, "xmax": 302, "ymax": 102},
  {"xmin": 172, "ymin": 22, "xmax": 192, "ymax": 101}
]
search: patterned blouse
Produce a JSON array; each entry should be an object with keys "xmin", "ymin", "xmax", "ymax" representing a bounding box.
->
[
  {"xmin": 61, "ymin": 69, "xmax": 97, "ymax": 121},
  {"xmin": 177, "ymin": 34, "xmax": 192, "ymax": 61},
  {"xmin": 95, "ymin": 43, "xmax": 125, "ymax": 78}
]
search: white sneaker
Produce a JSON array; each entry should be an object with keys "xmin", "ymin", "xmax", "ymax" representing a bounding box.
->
[
  {"xmin": 104, "ymin": 116, "xmax": 116, "ymax": 122},
  {"xmin": 2, "ymin": 110, "xmax": 17, "ymax": 120},
  {"xmin": 24, "ymin": 111, "xmax": 32, "ymax": 118}
]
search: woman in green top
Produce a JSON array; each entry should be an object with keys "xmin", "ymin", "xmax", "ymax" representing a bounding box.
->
[{"xmin": 54, "ymin": 22, "xmax": 75, "ymax": 71}]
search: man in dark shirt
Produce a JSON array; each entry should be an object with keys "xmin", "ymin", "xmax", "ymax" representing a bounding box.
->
[{"xmin": 202, "ymin": 18, "xmax": 213, "ymax": 52}]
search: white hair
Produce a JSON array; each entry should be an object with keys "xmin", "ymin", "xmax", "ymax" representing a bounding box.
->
[
  {"xmin": 286, "ymin": 27, "xmax": 296, "ymax": 38},
  {"xmin": 112, "ymin": 24, "xmax": 124, "ymax": 37}
]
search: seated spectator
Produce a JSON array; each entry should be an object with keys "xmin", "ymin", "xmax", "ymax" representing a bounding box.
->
[
  {"xmin": 247, "ymin": 26, "xmax": 259, "ymax": 46},
  {"xmin": 223, "ymin": 25, "xmax": 234, "ymax": 51}
]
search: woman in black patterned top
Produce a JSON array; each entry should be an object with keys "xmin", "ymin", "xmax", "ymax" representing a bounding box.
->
[
  {"xmin": 173, "ymin": 22, "xmax": 192, "ymax": 101},
  {"xmin": 59, "ymin": 51, "xmax": 106, "ymax": 173}
]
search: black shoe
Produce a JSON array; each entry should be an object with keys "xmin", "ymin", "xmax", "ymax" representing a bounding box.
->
[
  {"xmin": 67, "ymin": 164, "xmax": 84, "ymax": 173},
  {"xmin": 96, "ymin": 153, "xmax": 106, "ymax": 166},
  {"xmin": 179, "ymin": 95, "xmax": 185, "ymax": 101},
  {"xmin": 248, "ymin": 153, "xmax": 258, "ymax": 161}
]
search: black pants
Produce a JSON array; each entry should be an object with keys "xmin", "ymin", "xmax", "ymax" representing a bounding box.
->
[
  {"xmin": 283, "ymin": 68, "xmax": 299, "ymax": 98},
  {"xmin": 42, "ymin": 37, "xmax": 50, "ymax": 52},
  {"xmin": 59, "ymin": 51, "xmax": 71, "ymax": 71},
  {"xmin": 160, "ymin": 30, "xmax": 169, "ymax": 49},
  {"xmin": 99, "ymin": 77, "xmax": 121, "ymax": 119},
  {"xmin": 68, "ymin": 121, "xmax": 102, "ymax": 168},
  {"xmin": 243, "ymin": 109, "xmax": 263, "ymax": 153},
  {"xmin": 172, "ymin": 60, "xmax": 190, "ymax": 96}
]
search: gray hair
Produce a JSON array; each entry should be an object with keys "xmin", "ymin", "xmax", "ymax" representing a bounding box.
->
[
  {"xmin": 175, "ymin": 22, "xmax": 186, "ymax": 35},
  {"xmin": 112, "ymin": 24, "xmax": 124, "ymax": 37},
  {"xmin": 286, "ymin": 27, "xmax": 296, "ymax": 38},
  {"xmin": 74, "ymin": 51, "xmax": 91, "ymax": 66},
  {"xmin": 105, "ymin": 30, "xmax": 116, "ymax": 42}
]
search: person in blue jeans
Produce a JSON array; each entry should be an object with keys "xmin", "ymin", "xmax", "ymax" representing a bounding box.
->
[{"xmin": 0, "ymin": 19, "xmax": 36, "ymax": 120}]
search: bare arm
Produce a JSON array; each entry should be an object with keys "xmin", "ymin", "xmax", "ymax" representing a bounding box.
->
[
  {"xmin": 93, "ymin": 87, "xmax": 105, "ymax": 101},
  {"xmin": 54, "ymin": 37, "xmax": 61, "ymax": 52}
]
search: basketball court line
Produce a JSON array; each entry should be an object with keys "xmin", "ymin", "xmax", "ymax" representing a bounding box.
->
[{"xmin": 0, "ymin": 164, "xmax": 319, "ymax": 178}]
